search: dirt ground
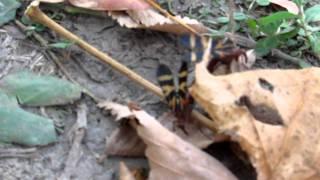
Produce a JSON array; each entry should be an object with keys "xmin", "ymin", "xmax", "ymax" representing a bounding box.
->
[{"xmin": 0, "ymin": 1, "xmax": 313, "ymax": 179}]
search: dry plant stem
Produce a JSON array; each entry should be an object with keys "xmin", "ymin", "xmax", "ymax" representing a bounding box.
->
[
  {"xmin": 227, "ymin": 0, "xmax": 236, "ymax": 34},
  {"xmin": 0, "ymin": 147, "xmax": 36, "ymax": 154},
  {"xmin": 225, "ymin": 33, "xmax": 312, "ymax": 67},
  {"xmin": 25, "ymin": 2, "xmax": 215, "ymax": 132},
  {"xmin": 143, "ymin": 0, "xmax": 200, "ymax": 36},
  {"xmin": 271, "ymin": 49, "xmax": 312, "ymax": 68},
  {"xmin": 59, "ymin": 103, "xmax": 87, "ymax": 179},
  {"xmin": 0, "ymin": 147, "xmax": 37, "ymax": 159}
]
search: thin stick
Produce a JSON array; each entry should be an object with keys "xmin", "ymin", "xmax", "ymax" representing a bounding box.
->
[
  {"xmin": 225, "ymin": 33, "xmax": 312, "ymax": 68},
  {"xmin": 0, "ymin": 147, "xmax": 37, "ymax": 159},
  {"xmin": 227, "ymin": 0, "xmax": 236, "ymax": 34},
  {"xmin": 143, "ymin": 0, "xmax": 200, "ymax": 36},
  {"xmin": 25, "ymin": 2, "xmax": 215, "ymax": 132},
  {"xmin": 59, "ymin": 103, "xmax": 87, "ymax": 179}
]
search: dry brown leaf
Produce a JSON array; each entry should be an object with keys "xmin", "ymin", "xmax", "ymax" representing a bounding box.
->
[
  {"xmin": 98, "ymin": 101, "xmax": 133, "ymax": 121},
  {"xmin": 103, "ymin": 102, "xmax": 237, "ymax": 180},
  {"xmin": 39, "ymin": 0, "xmax": 65, "ymax": 3},
  {"xmin": 270, "ymin": 0, "xmax": 299, "ymax": 15},
  {"xmin": 190, "ymin": 55, "xmax": 320, "ymax": 179},
  {"xmin": 104, "ymin": 125, "xmax": 146, "ymax": 157},
  {"xmin": 40, "ymin": 0, "xmax": 150, "ymax": 10},
  {"xmin": 214, "ymin": 49, "xmax": 256, "ymax": 75},
  {"xmin": 38, "ymin": 0, "xmax": 207, "ymax": 34},
  {"xmin": 108, "ymin": 9, "xmax": 208, "ymax": 34},
  {"xmin": 99, "ymin": 105, "xmax": 215, "ymax": 158},
  {"xmin": 69, "ymin": 0, "xmax": 150, "ymax": 11},
  {"xmin": 157, "ymin": 112, "xmax": 215, "ymax": 149},
  {"xmin": 119, "ymin": 162, "xmax": 136, "ymax": 180}
]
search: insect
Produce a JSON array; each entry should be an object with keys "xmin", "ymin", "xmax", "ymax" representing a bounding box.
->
[
  {"xmin": 157, "ymin": 61, "xmax": 193, "ymax": 132},
  {"xmin": 157, "ymin": 35, "xmax": 249, "ymax": 131},
  {"xmin": 179, "ymin": 34, "xmax": 249, "ymax": 73}
]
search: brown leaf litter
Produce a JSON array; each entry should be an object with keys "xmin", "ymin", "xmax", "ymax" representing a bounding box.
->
[
  {"xmin": 100, "ymin": 102, "xmax": 237, "ymax": 180},
  {"xmin": 190, "ymin": 42, "xmax": 320, "ymax": 180}
]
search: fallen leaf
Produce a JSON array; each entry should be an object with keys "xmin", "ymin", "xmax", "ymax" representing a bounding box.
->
[
  {"xmin": 190, "ymin": 45, "xmax": 320, "ymax": 179},
  {"xmin": 157, "ymin": 113, "xmax": 215, "ymax": 149},
  {"xmin": 0, "ymin": 0, "xmax": 21, "ymax": 26},
  {"xmin": 37, "ymin": 0, "xmax": 207, "ymax": 34},
  {"xmin": 103, "ymin": 102, "xmax": 237, "ymax": 180},
  {"xmin": 214, "ymin": 49, "xmax": 256, "ymax": 75},
  {"xmin": 0, "ymin": 71, "xmax": 82, "ymax": 106},
  {"xmin": 108, "ymin": 9, "xmax": 208, "ymax": 34},
  {"xmin": 69, "ymin": 0, "xmax": 150, "ymax": 11},
  {"xmin": 0, "ymin": 91, "xmax": 57, "ymax": 146},
  {"xmin": 119, "ymin": 162, "xmax": 136, "ymax": 180},
  {"xmin": 99, "ymin": 103, "xmax": 214, "ymax": 158},
  {"xmin": 270, "ymin": 0, "xmax": 299, "ymax": 15},
  {"xmin": 39, "ymin": 0, "xmax": 65, "ymax": 3},
  {"xmin": 104, "ymin": 124, "xmax": 146, "ymax": 157}
]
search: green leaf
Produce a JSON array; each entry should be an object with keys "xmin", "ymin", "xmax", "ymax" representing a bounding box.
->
[
  {"xmin": 259, "ymin": 23, "xmax": 281, "ymax": 35},
  {"xmin": 310, "ymin": 35, "xmax": 320, "ymax": 56},
  {"xmin": 216, "ymin": 17, "xmax": 229, "ymax": 23},
  {"xmin": 255, "ymin": 36, "xmax": 280, "ymax": 56},
  {"xmin": 234, "ymin": 12, "xmax": 247, "ymax": 21},
  {"xmin": 0, "ymin": 90, "xmax": 18, "ymax": 107},
  {"xmin": 0, "ymin": 71, "xmax": 82, "ymax": 106},
  {"xmin": 21, "ymin": 16, "xmax": 46, "ymax": 32},
  {"xmin": 49, "ymin": 40, "xmax": 74, "ymax": 49},
  {"xmin": 286, "ymin": 39, "xmax": 298, "ymax": 46},
  {"xmin": 0, "ymin": 92, "xmax": 57, "ymax": 146},
  {"xmin": 0, "ymin": 0, "xmax": 21, "ymax": 26},
  {"xmin": 247, "ymin": 19, "xmax": 258, "ymax": 35},
  {"xmin": 278, "ymin": 28, "xmax": 299, "ymax": 41},
  {"xmin": 216, "ymin": 12, "xmax": 248, "ymax": 24},
  {"xmin": 257, "ymin": 11, "xmax": 297, "ymax": 35},
  {"xmin": 305, "ymin": 5, "xmax": 320, "ymax": 22},
  {"xmin": 257, "ymin": 0, "xmax": 270, "ymax": 6},
  {"xmin": 258, "ymin": 11, "xmax": 297, "ymax": 25}
]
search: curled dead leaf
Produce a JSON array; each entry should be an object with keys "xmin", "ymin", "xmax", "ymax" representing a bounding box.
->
[
  {"xmin": 69, "ymin": 0, "xmax": 150, "ymax": 11},
  {"xmin": 103, "ymin": 102, "xmax": 237, "ymax": 180},
  {"xmin": 211, "ymin": 49, "xmax": 256, "ymax": 75},
  {"xmin": 99, "ymin": 103, "xmax": 215, "ymax": 159},
  {"xmin": 119, "ymin": 162, "xmax": 136, "ymax": 180},
  {"xmin": 38, "ymin": 0, "xmax": 207, "ymax": 34},
  {"xmin": 98, "ymin": 101, "xmax": 133, "ymax": 121},
  {"xmin": 39, "ymin": 0, "xmax": 65, "ymax": 3},
  {"xmin": 40, "ymin": 0, "xmax": 150, "ymax": 10},
  {"xmin": 191, "ymin": 54, "xmax": 320, "ymax": 179},
  {"xmin": 108, "ymin": 9, "xmax": 208, "ymax": 34}
]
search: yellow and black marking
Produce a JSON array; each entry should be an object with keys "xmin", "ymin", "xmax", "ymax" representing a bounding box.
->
[
  {"xmin": 157, "ymin": 64, "xmax": 176, "ymax": 110},
  {"xmin": 157, "ymin": 61, "xmax": 190, "ymax": 116},
  {"xmin": 180, "ymin": 34, "xmax": 243, "ymax": 65}
]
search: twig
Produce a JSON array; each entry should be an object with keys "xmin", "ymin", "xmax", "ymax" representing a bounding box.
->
[
  {"xmin": 59, "ymin": 103, "xmax": 87, "ymax": 180},
  {"xmin": 14, "ymin": 20, "xmax": 100, "ymax": 102},
  {"xmin": 0, "ymin": 61, "xmax": 13, "ymax": 79},
  {"xmin": 226, "ymin": 0, "xmax": 236, "ymax": 34},
  {"xmin": 225, "ymin": 33, "xmax": 312, "ymax": 68},
  {"xmin": 271, "ymin": 49, "xmax": 312, "ymax": 68},
  {"xmin": 25, "ymin": 2, "xmax": 216, "ymax": 132},
  {"xmin": 0, "ymin": 147, "xmax": 37, "ymax": 159}
]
